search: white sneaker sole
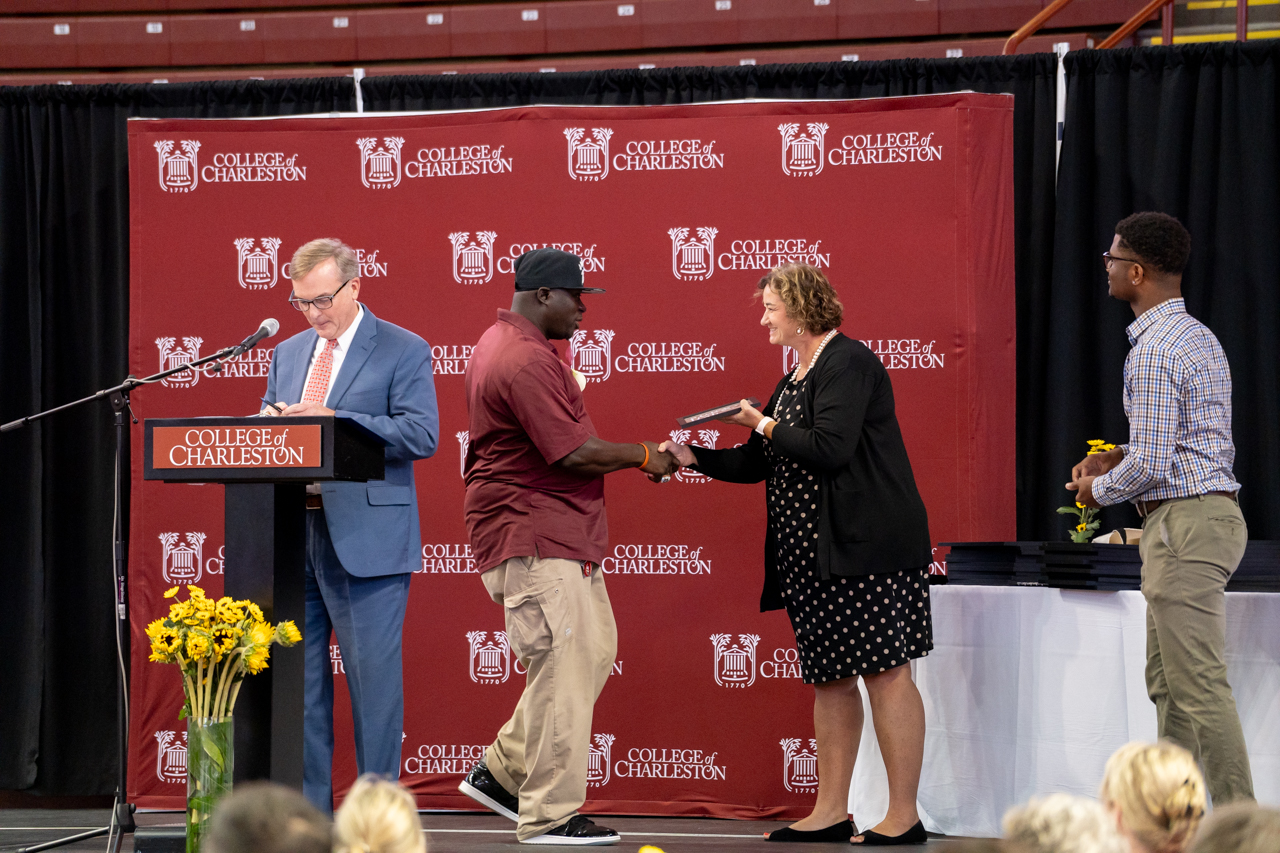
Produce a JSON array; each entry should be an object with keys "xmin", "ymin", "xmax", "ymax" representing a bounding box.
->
[
  {"xmin": 457, "ymin": 779, "xmax": 518, "ymax": 822},
  {"xmin": 520, "ymin": 833, "xmax": 620, "ymax": 846}
]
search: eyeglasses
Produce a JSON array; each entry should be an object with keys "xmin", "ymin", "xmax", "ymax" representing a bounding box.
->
[
  {"xmin": 1103, "ymin": 252, "xmax": 1143, "ymax": 269},
  {"xmin": 289, "ymin": 278, "xmax": 351, "ymax": 311}
]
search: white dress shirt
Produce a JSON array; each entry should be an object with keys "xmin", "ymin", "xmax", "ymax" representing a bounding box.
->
[{"xmin": 302, "ymin": 304, "xmax": 364, "ymax": 408}]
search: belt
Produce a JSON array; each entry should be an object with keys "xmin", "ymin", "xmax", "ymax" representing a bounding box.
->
[
  {"xmin": 305, "ymin": 494, "xmax": 323, "ymax": 510},
  {"xmin": 1136, "ymin": 490, "xmax": 1237, "ymax": 519}
]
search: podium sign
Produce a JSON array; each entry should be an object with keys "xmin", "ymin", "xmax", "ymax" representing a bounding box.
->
[
  {"xmin": 144, "ymin": 416, "xmax": 382, "ymax": 482},
  {"xmin": 143, "ymin": 416, "xmax": 384, "ymax": 789}
]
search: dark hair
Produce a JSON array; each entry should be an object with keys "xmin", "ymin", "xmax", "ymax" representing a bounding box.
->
[
  {"xmin": 1115, "ymin": 212, "xmax": 1191, "ymax": 275},
  {"xmin": 205, "ymin": 782, "xmax": 332, "ymax": 853}
]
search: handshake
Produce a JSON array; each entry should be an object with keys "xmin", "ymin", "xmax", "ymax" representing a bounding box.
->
[{"xmin": 636, "ymin": 440, "xmax": 698, "ymax": 483}]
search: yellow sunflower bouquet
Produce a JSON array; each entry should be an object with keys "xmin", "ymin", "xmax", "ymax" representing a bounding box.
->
[
  {"xmin": 1057, "ymin": 439, "xmax": 1118, "ymax": 543},
  {"xmin": 148, "ymin": 584, "xmax": 300, "ymax": 852},
  {"xmin": 146, "ymin": 584, "xmax": 301, "ymax": 720}
]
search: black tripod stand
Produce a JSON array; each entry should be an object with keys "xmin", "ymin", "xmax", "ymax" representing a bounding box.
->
[{"xmin": 4, "ymin": 339, "xmax": 257, "ymax": 853}]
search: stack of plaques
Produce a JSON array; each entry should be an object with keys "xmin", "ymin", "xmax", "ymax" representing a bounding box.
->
[
  {"xmin": 1038, "ymin": 542, "xmax": 1142, "ymax": 590},
  {"xmin": 1227, "ymin": 541, "xmax": 1280, "ymax": 592},
  {"xmin": 940, "ymin": 542, "xmax": 1041, "ymax": 587},
  {"xmin": 941, "ymin": 541, "xmax": 1278, "ymax": 592}
]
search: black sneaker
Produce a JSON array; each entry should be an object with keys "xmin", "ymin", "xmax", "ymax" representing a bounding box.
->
[
  {"xmin": 458, "ymin": 759, "xmax": 519, "ymax": 822},
  {"xmin": 521, "ymin": 815, "xmax": 620, "ymax": 846}
]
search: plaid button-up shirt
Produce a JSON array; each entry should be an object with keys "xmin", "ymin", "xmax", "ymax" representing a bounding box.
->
[{"xmin": 1092, "ymin": 298, "xmax": 1240, "ymax": 506}]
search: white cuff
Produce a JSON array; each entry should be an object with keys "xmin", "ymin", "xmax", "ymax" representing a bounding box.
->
[{"xmin": 755, "ymin": 417, "xmax": 776, "ymax": 437}]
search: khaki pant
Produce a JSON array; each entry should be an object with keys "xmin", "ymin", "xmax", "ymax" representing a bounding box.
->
[
  {"xmin": 481, "ymin": 556, "xmax": 617, "ymax": 840},
  {"xmin": 1140, "ymin": 494, "xmax": 1253, "ymax": 804}
]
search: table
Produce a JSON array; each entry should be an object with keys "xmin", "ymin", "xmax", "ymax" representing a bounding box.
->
[{"xmin": 846, "ymin": 586, "xmax": 1280, "ymax": 838}]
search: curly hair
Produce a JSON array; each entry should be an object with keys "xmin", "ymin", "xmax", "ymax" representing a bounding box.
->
[
  {"xmin": 756, "ymin": 263, "xmax": 843, "ymax": 333},
  {"xmin": 1003, "ymin": 793, "xmax": 1126, "ymax": 853},
  {"xmin": 1115, "ymin": 212, "xmax": 1191, "ymax": 275},
  {"xmin": 1100, "ymin": 741, "xmax": 1206, "ymax": 853}
]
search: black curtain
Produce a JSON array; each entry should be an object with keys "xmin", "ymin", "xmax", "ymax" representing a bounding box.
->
[
  {"xmin": 362, "ymin": 56, "xmax": 1062, "ymax": 541},
  {"xmin": 0, "ymin": 79, "xmax": 355, "ymax": 794},
  {"xmin": 1045, "ymin": 42, "xmax": 1280, "ymax": 540}
]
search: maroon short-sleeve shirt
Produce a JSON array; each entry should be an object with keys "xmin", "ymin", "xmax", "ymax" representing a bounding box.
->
[{"xmin": 463, "ymin": 309, "xmax": 606, "ymax": 572}]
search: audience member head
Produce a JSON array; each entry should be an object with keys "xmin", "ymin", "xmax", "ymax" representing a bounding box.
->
[
  {"xmin": 204, "ymin": 781, "xmax": 331, "ymax": 853},
  {"xmin": 1099, "ymin": 741, "xmax": 1206, "ymax": 853},
  {"xmin": 1003, "ymin": 793, "xmax": 1126, "ymax": 853},
  {"xmin": 1188, "ymin": 802, "xmax": 1280, "ymax": 853},
  {"xmin": 335, "ymin": 774, "xmax": 425, "ymax": 853}
]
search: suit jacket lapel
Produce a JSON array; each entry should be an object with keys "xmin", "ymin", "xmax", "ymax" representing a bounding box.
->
[
  {"xmin": 289, "ymin": 332, "xmax": 317, "ymax": 404},
  {"xmin": 326, "ymin": 307, "xmax": 378, "ymax": 409}
]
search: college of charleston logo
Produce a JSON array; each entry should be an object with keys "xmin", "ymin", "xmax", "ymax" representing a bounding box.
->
[
  {"xmin": 234, "ymin": 238, "xmax": 282, "ymax": 290},
  {"xmin": 448, "ymin": 231, "xmax": 498, "ymax": 284},
  {"xmin": 154, "ymin": 730, "xmax": 188, "ymax": 783},
  {"xmin": 156, "ymin": 337, "xmax": 203, "ymax": 388},
  {"xmin": 456, "ymin": 431, "xmax": 469, "ymax": 478},
  {"xmin": 159, "ymin": 532, "xmax": 206, "ymax": 585},
  {"xmin": 466, "ymin": 631, "xmax": 511, "ymax": 685},
  {"xmin": 668, "ymin": 430, "xmax": 718, "ymax": 483},
  {"xmin": 357, "ymin": 137, "xmax": 405, "ymax": 189},
  {"xmin": 564, "ymin": 128, "xmax": 613, "ymax": 181},
  {"xmin": 778, "ymin": 123, "xmax": 829, "ymax": 177},
  {"xmin": 568, "ymin": 329, "xmax": 615, "ymax": 383},
  {"xmin": 780, "ymin": 738, "xmax": 819, "ymax": 793},
  {"xmin": 668, "ymin": 227, "xmax": 718, "ymax": 281},
  {"xmin": 154, "ymin": 140, "xmax": 200, "ymax": 192},
  {"xmin": 586, "ymin": 734, "xmax": 615, "ymax": 787},
  {"xmin": 711, "ymin": 633, "xmax": 760, "ymax": 688}
]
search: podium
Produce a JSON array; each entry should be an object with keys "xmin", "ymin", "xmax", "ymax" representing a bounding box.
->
[{"xmin": 143, "ymin": 416, "xmax": 385, "ymax": 789}]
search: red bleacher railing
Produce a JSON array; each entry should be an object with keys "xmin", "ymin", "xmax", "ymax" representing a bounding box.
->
[{"xmin": 1009, "ymin": 0, "xmax": 1251, "ymax": 54}]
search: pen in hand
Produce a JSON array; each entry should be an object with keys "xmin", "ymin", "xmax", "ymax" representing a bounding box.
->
[{"xmin": 260, "ymin": 397, "xmax": 284, "ymax": 414}]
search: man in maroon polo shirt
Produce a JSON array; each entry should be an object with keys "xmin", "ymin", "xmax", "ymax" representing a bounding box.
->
[{"xmin": 458, "ymin": 248, "xmax": 677, "ymax": 847}]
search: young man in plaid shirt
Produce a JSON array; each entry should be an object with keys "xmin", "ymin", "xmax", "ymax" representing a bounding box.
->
[{"xmin": 1069, "ymin": 211, "xmax": 1252, "ymax": 805}]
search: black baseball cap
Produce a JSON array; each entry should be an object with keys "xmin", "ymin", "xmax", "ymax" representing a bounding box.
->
[{"xmin": 513, "ymin": 248, "xmax": 606, "ymax": 293}]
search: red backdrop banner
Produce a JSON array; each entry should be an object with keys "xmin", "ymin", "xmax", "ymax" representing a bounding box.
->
[{"xmin": 126, "ymin": 94, "xmax": 1015, "ymax": 818}]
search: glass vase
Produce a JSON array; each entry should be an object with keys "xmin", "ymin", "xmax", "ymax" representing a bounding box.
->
[{"xmin": 186, "ymin": 716, "xmax": 233, "ymax": 853}]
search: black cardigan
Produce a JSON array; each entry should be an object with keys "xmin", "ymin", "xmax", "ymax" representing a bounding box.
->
[{"xmin": 690, "ymin": 334, "xmax": 931, "ymax": 612}]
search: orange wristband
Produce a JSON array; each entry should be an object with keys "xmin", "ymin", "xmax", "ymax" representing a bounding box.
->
[{"xmin": 636, "ymin": 442, "xmax": 649, "ymax": 470}]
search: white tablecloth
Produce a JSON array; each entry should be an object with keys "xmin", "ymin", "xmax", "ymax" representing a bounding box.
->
[{"xmin": 845, "ymin": 586, "xmax": 1280, "ymax": 838}]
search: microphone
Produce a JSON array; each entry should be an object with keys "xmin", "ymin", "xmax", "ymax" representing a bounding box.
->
[{"xmin": 231, "ymin": 318, "xmax": 280, "ymax": 357}]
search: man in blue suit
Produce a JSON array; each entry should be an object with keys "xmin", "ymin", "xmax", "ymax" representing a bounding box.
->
[{"xmin": 262, "ymin": 238, "xmax": 438, "ymax": 812}]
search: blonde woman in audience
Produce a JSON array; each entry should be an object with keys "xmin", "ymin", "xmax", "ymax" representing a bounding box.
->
[
  {"xmin": 1003, "ymin": 793, "xmax": 1126, "ymax": 853},
  {"xmin": 1099, "ymin": 742, "xmax": 1206, "ymax": 853},
  {"xmin": 335, "ymin": 775, "xmax": 426, "ymax": 853},
  {"xmin": 1189, "ymin": 802, "xmax": 1280, "ymax": 853}
]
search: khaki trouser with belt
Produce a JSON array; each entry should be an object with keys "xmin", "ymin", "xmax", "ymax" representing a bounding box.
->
[
  {"xmin": 481, "ymin": 556, "xmax": 617, "ymax": 840},
  {"xmin": 1140, "ymin": 493, "xmax": 1253, "ymax": 805}
]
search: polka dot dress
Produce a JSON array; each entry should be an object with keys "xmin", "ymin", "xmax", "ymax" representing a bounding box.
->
[{"xmin": 765, "ymin": 370, "xmax": 933, "ymax": 685}]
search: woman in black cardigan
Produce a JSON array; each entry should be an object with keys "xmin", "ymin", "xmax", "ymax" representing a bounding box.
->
[{"xmin": 661, "ymin": 264, "xmax": 933, "ymax": 846}]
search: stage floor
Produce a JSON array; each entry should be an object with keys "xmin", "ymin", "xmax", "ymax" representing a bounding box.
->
[{"xmin": 0, "ymin": 809, "xmax": 960, "ymax": 852}]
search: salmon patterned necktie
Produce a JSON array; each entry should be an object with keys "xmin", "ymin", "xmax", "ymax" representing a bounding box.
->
[{"xmin": 302, "ymin": 338, "xmax": 339, "ymax": 405}]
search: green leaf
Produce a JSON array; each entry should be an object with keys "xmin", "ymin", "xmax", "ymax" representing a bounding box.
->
[
  {"xmin": 201, "ymin": 736, "xmax": 224, "ymax": 768},
  {"xmin": 1056, "ymin": 507, "xmax": 1079, "ymax": 515}
]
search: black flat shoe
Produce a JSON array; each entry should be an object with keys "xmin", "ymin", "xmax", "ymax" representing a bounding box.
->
[
  {"xmin": 850, "ymin": 821, "xmax": 927, "ymax": 846},
  {"xmin": 766, "ymin": 820, "xmax": 855, "ymax": 843}
]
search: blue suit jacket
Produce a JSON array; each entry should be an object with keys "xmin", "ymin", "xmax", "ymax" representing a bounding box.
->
[{"xmin": 265, "ymin": 306, "xmax": 438, "ymax": 577}]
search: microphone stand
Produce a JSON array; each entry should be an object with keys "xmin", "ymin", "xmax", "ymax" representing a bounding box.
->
[{"xmin": 4, "ymin": 343, "xmax": 246, "ymax": 853}]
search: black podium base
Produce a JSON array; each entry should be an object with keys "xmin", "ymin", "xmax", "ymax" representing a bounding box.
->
[{"xmin": 224, "ymin": 482, "xmax": 307, "ymax": 790}]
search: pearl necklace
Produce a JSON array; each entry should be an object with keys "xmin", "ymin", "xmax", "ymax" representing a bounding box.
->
[
  {"xmin": 772, "ymin": 330, "xmax": 839, "ymax": 426},
  {"xmin": 790, "ymin": 330, "xmax": 838, "ymax": 383}
]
